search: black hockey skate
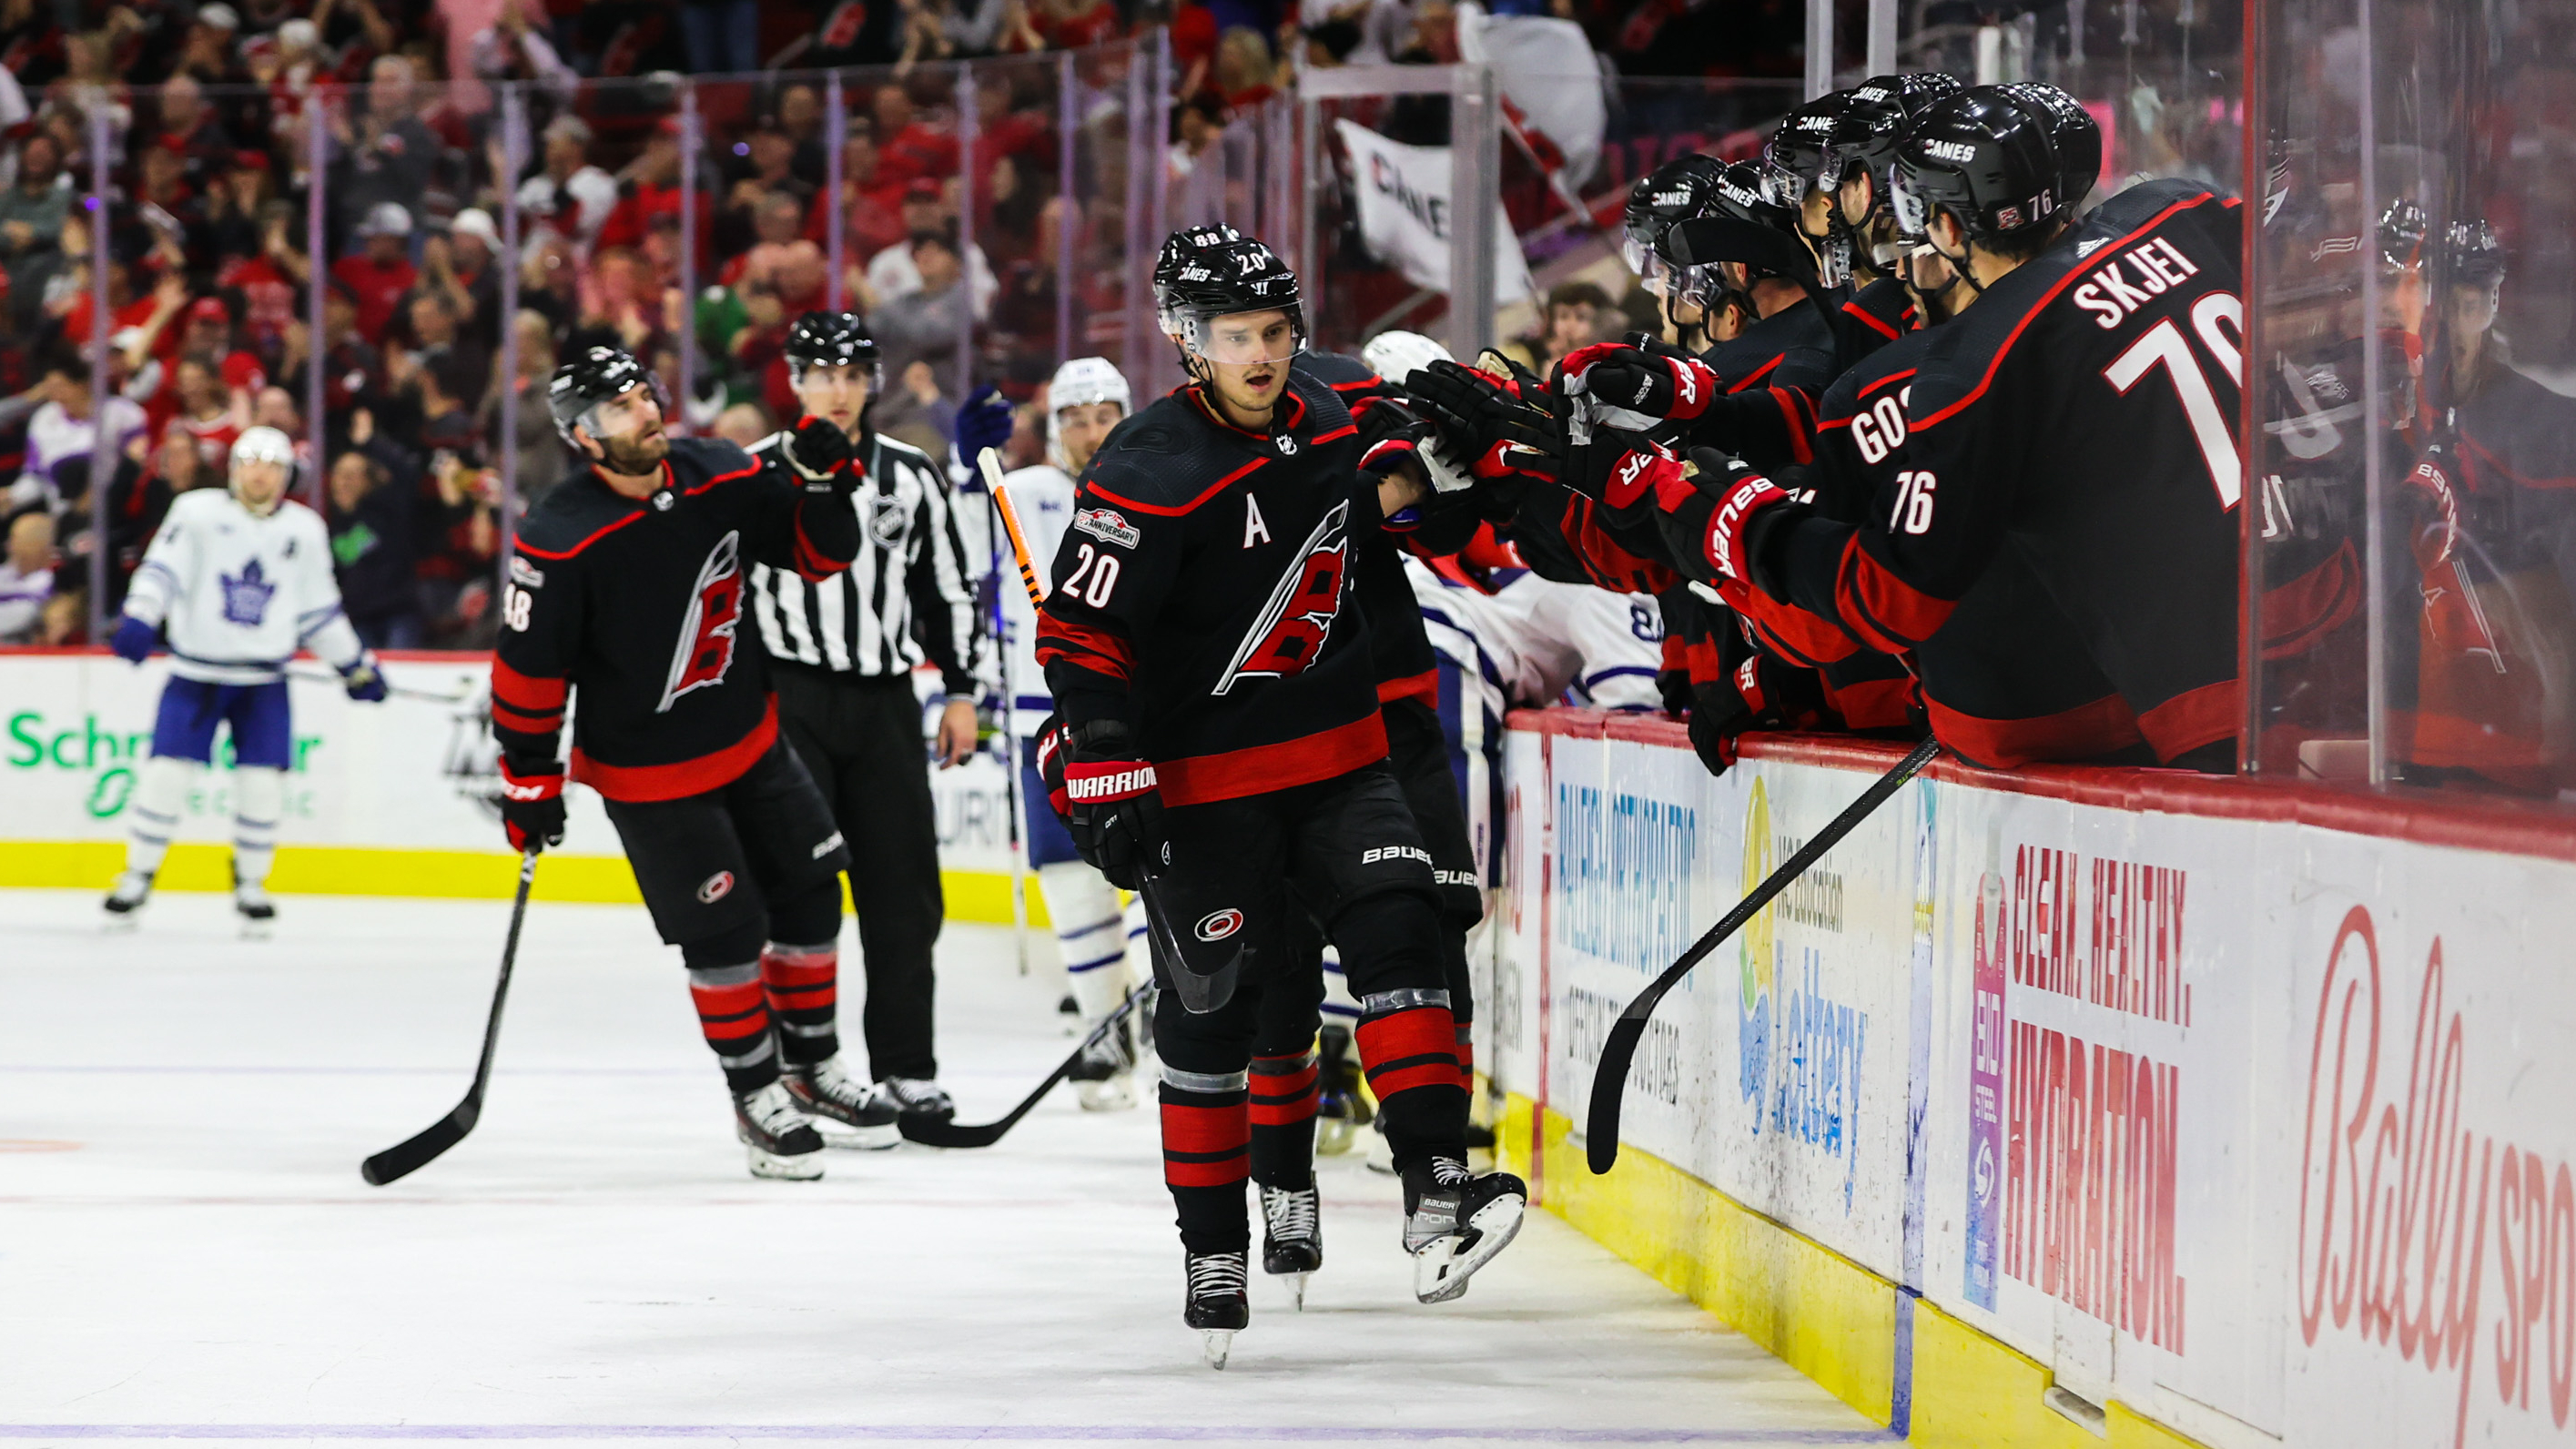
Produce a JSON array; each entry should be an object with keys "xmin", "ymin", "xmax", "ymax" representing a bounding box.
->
[
  {"xmin": 1183, "ymin": 1249, "xmax": 1250, "ymax": 1369},
  {"xmin": 781, "ymin": 1055, "xmax": 900, "ymax": 1150},
  {"xmin": 732, "ymin": 1079, "xmax": 827, "ymax": 1180},
  {"xmin": 102, "ymin": 869, "xmax": 154, "ymax": 932},
  {"xmin": 879, "ymin": 1077, "xmax": 956, "ymax": 1124},
  {"xmin": 1259, "ymin": 1184, "xmax": 1323, "ymax": 1310},
  {"xmin": 1313, "ymin": 1024, "xmax": 1368, "ymax": 1155},
  {"xmin": 1067, "ymin": 1012, "xmax": 1138, "ymax": 1111},
  {"xmin": 1402, "ymin": 1156, "xmax": 1526, "ymax": 1303},
  {"xmin": 232, "ymin": 862, "xmax": 276, "ymax": 940}
]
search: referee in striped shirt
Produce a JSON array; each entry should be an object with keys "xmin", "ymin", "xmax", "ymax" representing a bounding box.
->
[{"xmin": 746, "ymin": 313, "xmax": 989, "ymax": 1124}]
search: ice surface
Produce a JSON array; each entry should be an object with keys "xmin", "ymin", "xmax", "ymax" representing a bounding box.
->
[{"xmin": 0, "ymin": 890, "xmax": 1888, "ymax": 1448}]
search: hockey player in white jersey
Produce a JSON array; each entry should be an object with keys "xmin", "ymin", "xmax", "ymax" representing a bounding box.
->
[
  {"xmin": 102, "ymin": 426, "xmax": 389, "ymax": 934},
  {"xmin": 999, "ymin": 356, "xmax": 1145, "ymax": 1110}
]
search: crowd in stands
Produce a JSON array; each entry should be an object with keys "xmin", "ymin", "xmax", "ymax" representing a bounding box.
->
[{"xmin": 0, "ymin": 0, "xmax": 1779, "ymax": 651}]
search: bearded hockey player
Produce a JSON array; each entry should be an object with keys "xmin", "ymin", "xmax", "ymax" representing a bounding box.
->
[
  {"xmin": 101, "ymin": 424, "xmax": 389, "ymax": 935},
  {"xmin": 999, "ymin": 355, "xmax": 1146, "ymax": 1110},
  {"xmin": 1036, "ymin": 232, "xmax": 1523, "ymax": 1365},
  {"xmin": 492, "ymin": 345, "xmax": 893, "ymax": 1180}
]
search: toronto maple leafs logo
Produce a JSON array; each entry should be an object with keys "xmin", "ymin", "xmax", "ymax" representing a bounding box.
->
[{"xmin": 219, "ymin": 559, "xmax": 278, "ymax": 627}]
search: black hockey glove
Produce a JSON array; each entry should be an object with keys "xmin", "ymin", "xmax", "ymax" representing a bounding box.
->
[
  {"xmin": 1409, "ymin": 358, "xmax": 1566, "ymax": 507},
  {"xmin": 497, "ymin": 759, "xmax": 566, "ymax": 855},
  {"xmin": 1558, "ymin": 342, "xmax": 1720, "ymax": 433},
  {"xmin": 1058, "ymin": 719, "xmax": 1165, "ymax": 891},
  {"xmin": 784, "ymin": 415, "xmax": 858, "ymax": 494}
]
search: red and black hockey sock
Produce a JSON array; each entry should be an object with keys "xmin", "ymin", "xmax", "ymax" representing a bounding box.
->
[
  {"xmin": 1248, "ymin": 1047, "xmax": 1320, "ymax": 1191},
  {"xmin": 685, "ymin": 959, "xmax": 780, "ymax": 1093},
  {"xmin": 1455, "ymin": 1023, "xmax": 1476, "ymax": 1091},
  {"xmin": 1356, "ymin": 988, "xmax": 1468, "ymax": 1173},
  {"xmin": 1161, "ymin": 1065, "xmax": 1252, "ymax": 1255},
  {"xmin": 759, "ymin": 941, "xmax": 840, "ymax": 1067}
]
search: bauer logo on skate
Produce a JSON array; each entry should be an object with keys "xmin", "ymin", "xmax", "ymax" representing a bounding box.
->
[
  {"xmin": 1212, "ymin": 501, "xmax": 1351, "ymax": 695},
  {"xmin": 1193, "ymin": 907, "xmax": 1243, "ymax": 941},
  {"xmin": 1070, "ymin": 506, "xmax": 1140, "ymax": 549}
]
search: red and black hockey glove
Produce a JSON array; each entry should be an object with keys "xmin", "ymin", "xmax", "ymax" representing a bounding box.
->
[
  {"xmin": 497, "ymin": 759, "xmax": 566, "ymax": 855},
  {"xmin": 1646, "ymin": 448, "xmax": 1792, "ymax": 586},
  {"xmin": 784, "ymin": 415, "xmax": 860, "ymax": 495},
  {"xmin": 1059, "ymin": 719, "xmax": 1165, "ymax": 891},
  {"xmin": 1558, "ymin": 341, "xmax": 1719, "ymax": 433},
  {"xmin": 1408, "ymin": 358, "xmax": 1565, "ymax": 495}
]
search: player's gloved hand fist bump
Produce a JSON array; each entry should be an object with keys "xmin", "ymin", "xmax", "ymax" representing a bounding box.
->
[
  {"xmin": 1409, "ymin": 359, "xmax": 1561, "ymax": 488},
  {"xmin": 341, "ymin": 653, "xmax": 390, "ymax": 703},
  {"xmin": 109, "ymin": 614, "xmax": 158, "ymax": 664},
  {"xmin": 1691, "ymin": 451, "xmax": 1792, "ymax": 584},
  {"xmin": 954, "ymin": 384, "xmax": 1014, "ymax": 464},
  {"xmin": 498, "ymin": 760, "xmax": 567, "ymax": 855},
  {"xmin": 1559, "ymin": 342, "xmax": 1718, "ymax": 431},
  {"xmin": 1060, "ymin": 719, "xmax": 1164, "ymax": 891},
  {"xmin": 785, "ymin": 415, "xmax": 856, "ymax": 490}
]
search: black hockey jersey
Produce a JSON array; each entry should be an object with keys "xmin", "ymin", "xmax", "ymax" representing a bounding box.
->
[
  {"xmin": 492, "ymin": 436, "xmax": 861, "ymax": 801},
  {"xmin": 1295, "ymin": 350, "xmax": 1442, "ymax": 705},
  {"xmin": 1751, "ymin": 178, "xmax": 2247, "ymax": 765},
  {"xmin": 1036, "ymin": 373, "xmax": 1389, "ymax": 806}
]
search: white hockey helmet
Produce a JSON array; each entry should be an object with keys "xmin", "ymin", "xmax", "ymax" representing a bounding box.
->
[
  {"xmin": 228, "ymin": 425, "xmax": 298, "ymax": 515},
  {"xmin": 1361, "ymin": 329, "xmax": 1454, "ymax": 389},
  {"xmin": 1045, "ymin": 356, "xmax": 1131, "ymax": 472}
]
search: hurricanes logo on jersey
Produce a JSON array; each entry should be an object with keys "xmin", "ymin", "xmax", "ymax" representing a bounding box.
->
[
  {"xmin": 658, "ymin": 531, "xmax": 745, "ymax": 713},
  {"xmin": 1212, "ymin": 500, "xmax": 1350, "ymax": 695}
]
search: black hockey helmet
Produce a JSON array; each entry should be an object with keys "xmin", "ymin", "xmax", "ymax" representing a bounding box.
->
[
  {"xmin": 1620, "ymin": 154, "xmax": 1727, "ymax": 293},
  {"xmin": 549, "ymin": 344, "xmax": 664, "ymax": 447},
  {"xmin": 784, "ymin": 310, "xmax": 881, "ymax": 388},
  {"xmin": 1759, "ymin": 91, "xmax": 1853, "ymax": 208},
  {"xmin": 1995, "ymin": 83, "xmax": 2101, "ymax": 218},
  {"xmin": 2447, "ymin": 218, "xmax": 2508, "ymax": 288},
  {"xmin": 2377, "ymin": 198, "xmax": 2429, "ymax": 270},
  {"xmin": 1151, "ymin": 222, "xmax": 1247, "ymax": 318},
  {"xmin": 1888, "ymin": 87, "xmax": 2066, "ymax": 246},
  {"xmin": 1835, "ymin": 72, "xmax": 1968, "ymax": 186},
  {"xmin": 1161, "ymin": 234, "xmax": 1306, "ymax": 361}
]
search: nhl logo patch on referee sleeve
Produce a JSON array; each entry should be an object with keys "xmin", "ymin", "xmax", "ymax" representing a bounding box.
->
[{"xmin": 1072, "ymin": 506, "xmax": 1141, "ymax": 549}]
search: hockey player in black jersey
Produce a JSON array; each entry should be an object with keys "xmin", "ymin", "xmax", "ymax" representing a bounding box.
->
[
  {"xmin": 1669, "ymin": 88, "xmax": 2246, "ymax": 768},
  {"xmin": 492, "ymin": 344, "xmax": 897, "ymax": 1180},
  {"xmin": 1039, "ymin": 232, "xmax": 1522, "ymax": 1363}
]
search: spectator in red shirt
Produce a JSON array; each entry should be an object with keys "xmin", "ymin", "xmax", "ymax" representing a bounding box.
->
[
  {"xmin": 873, "ymin": 84, "xmax": 959, "ymax": 182},
  {"xmin": 330, "ymin": 202, "xmax": 418, "ymax": 345},
  {"xmin": 166, "ymin": 354, "xmax": 246, "ymax": 473},
  {"xmin": 594, "ymin": 118, "xmax": 714, "ymax": 267},
  {"xmin": 215, "ymin": 201, "xmax": 309, "ymax": 363},
  {"xmin": 804, "ymin": 119, "xmax": 913, "ymax": 266}
]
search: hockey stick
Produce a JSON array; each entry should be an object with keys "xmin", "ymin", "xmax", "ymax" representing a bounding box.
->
[
  {"xmin": 897, "ymin": 981, "xmax": 1151, "ymax": 1148},
  {"xmin": 978, "ymin": 448, "xmax": 1244, "ymax": 1015},
  {"xmin": 360, "ymin": 849, "xmax": 539, "ymax": 1185},
  {"xmin": 1585, "ymin": 735, "xmax": 1939, "ymax": 1174},
  {"xmin": 285, "ymin": 664, "xmax": 471, "ymax": 705}
]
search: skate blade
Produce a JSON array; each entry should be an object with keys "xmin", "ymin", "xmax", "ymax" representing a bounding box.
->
[
  {"xmin": 745, "ymin": 1144, "xmax": 826, "ymax": 1180},
  {"xmin": 1200, "ymin": 1329, "xmax": 1234, "ymax": 1370},
  {"xmin": 1279, "ymin": 1272, "xmax": 1308, "ymax": 1312},
  {"xmin": 1412, "ymin": 1191, "xmax": 1527, "ymax": 1303},
  {"xmin": 815, "ymin": 1120, "xmax": 901, "ymax": 1151}
]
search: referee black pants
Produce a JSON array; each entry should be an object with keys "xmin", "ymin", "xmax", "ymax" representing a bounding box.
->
[{"xmin": 773, "ymin": 669, "xmax": 944, "ymax": 1081}]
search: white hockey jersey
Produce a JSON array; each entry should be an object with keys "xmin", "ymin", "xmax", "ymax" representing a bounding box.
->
[
  {"xmin": 993, "ymin": 461, "xmax": 1078, "ymax": 738},
  {"xmin": 1404, "ymin": 557, "xmax": 1663, "ymax": 716},
  {"xmin": 125, "ymin": 490, "xmax": 364, "ymax": 685}
]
